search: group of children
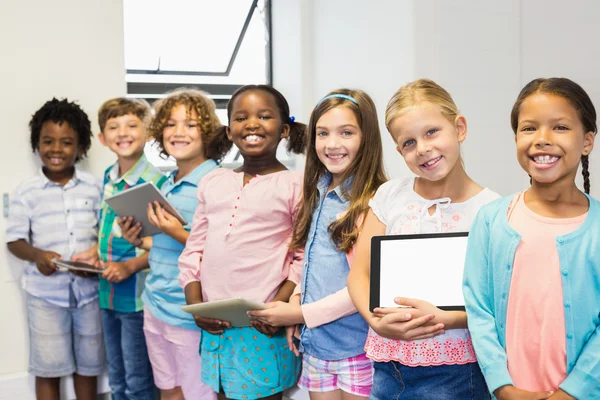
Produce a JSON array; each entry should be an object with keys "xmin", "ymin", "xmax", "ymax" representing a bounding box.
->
[{"xmin": 5, "ymin": 76, "xmax": 599, "ymax": 400}]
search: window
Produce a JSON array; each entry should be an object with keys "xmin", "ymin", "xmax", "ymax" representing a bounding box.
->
[{"xmin": 123, "ymin": 0, "xmax": 293, "ymax": 170}]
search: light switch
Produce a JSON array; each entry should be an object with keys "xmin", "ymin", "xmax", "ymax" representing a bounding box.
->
[{"xmin": 3, "ymin": 193, "xmax": 8, "ymax": 218}]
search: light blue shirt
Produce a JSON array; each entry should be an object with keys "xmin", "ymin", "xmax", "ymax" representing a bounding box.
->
[
  {"xmin": 299, "ymin": 174, "xmax": 369, "ymax": 360},
  {"xmin": 5, "ymin": 168, "xmax": 102, "ymax": 308},
  {"xmin": 142, "ymin": 159, "xmax": 218, "ymax": 329},
  {"xmin": 463, "ymin": 194, "xmax": 600, "ymax": 399}
]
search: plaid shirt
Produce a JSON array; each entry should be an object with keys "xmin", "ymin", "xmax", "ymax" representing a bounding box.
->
[
  {"xmin": 98, "ymin": 154, "xmax": 166, "ymax": 312},
  {"xmin": 5, "ymin": 168, "xmax": 102, "ymax": 308}
]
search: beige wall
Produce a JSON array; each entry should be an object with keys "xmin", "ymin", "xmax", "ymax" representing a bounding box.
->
[{"xmin": 0, "ymin": 0, "xmax": 125, "ymax": 397}]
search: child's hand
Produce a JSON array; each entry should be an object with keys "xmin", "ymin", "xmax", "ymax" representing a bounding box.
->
[
  {"xmin": 247, "ymin": 301, "xmax": 304, "ymax": 327},
  {"xmin": 147, "ymin": 202, "xmax": 184, "ymax": 238},
  {"xmin": 251, "ymin": 320, "xmax": 282, "ymax": 336},
  {"xmin": 70, "ymin": 246, "xmax": 101, "ymax": 278},
  {"xmin": 101, "ymin": 261, "xmax": 135, "ymax": 283},
  {"xmin": 193, "ymin": 316, "xmax": 231, "ymax": 334},
  {"xmin": 34, "ymin": 250, "xmax": 60, "ymax": 276},
  {"xmin": 286, "ymin": 325, "xmax": 300, "ymax": 357},
  {"xmin": 117, "ymin": 217, "xmax": 143, "ymax": 247},
  {"xmin": 370, "ymin": 302, "xmax": 444, "ymax": 341},
  {"xmin": 494, "ymin": 385, "xmax": 552, "ymax": 400},
  {"xmin": 72, "ymin": 246, "xmax": 100, "ymax": 267}
]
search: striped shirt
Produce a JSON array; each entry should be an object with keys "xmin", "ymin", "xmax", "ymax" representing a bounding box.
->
[
  {"xmin": 142, "ymin": 159, "xmax": 218, "ymax": 330},
  {"xmin": 5, "ymin": 168, "xmax": 102, "ymax": 308},
  {"xmin": 98, "ymin": 154, "xmax": 166, "ymax": 312}
]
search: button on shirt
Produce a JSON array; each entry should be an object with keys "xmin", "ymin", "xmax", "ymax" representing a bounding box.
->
[
  {"xmin": 98, "ymin": 154, "xmax": 166, "ymax": 312},
  {"xmin": 300, "ymin": 174, "xmax": 369, "ymax": 360},
  {"xmin": 5, "ymin": 168, "xmax": 102, "ymax": 308},
  {"xmin": 142, "ymin": 159, "xmax": 218, "ymax": 330}
]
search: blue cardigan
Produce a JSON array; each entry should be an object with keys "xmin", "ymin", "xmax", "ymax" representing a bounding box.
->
[{"xmin": 463, "ymin": 194, "xmax": 600, "ymax": 399}]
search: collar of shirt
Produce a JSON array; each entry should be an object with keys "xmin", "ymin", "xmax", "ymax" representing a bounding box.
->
[
  {"xmin": 317, "ymin": 173, "xmax": 353, "ymax": 202},
  {"xmin": 165, "ymin": 159, "xmax": 219, "ymax": 190},
  {"xmin": 37, "ymin": 166, "xmax": 88, "ymax": 189},
  {"xmin": 108, "ymin": 154, "xmax": 150, "ymax": 186}
]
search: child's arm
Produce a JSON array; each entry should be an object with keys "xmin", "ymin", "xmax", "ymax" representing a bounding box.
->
[
  {"xmin": 183, "ymin": 281, "xmax": 231, "ymax": 334},
  {"xmin": 177, "ymin": 181, "xmax": 231, "ymax": 334},
  {"xmin": 557, "ymin": 326, "xmax": 600, "ymax": 398},
  {"xmin": 102, "ymin": 253, "xmax": 149, "ymax": 283},
  {"xmin": 178, "ymin": 186, "xmax": 208, "ymax": 291},
  {"xmin": 7, "ymin": 239, "xmax": 59, "ymax": 276},
  {"xmin": 5, "ymin": 189, "xmax": 59, "ymax": 275},
  {"xmin": 463, "ymin": 210, "xmax": 513, "ymax": 395},
  {"xmin": 271, "ymin": 280, "xmax": 296, "ymax": 303},
  {"xmin": 348, "ymin": 209, "xmax": 444, "ymax": 340}
]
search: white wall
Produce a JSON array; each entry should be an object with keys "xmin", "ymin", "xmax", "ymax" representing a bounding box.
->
[
  {"xmin": 274, "ymin": 0, "xmax": 600, "ymax": 197},
  {"xmin": 520, "ymin": 0, "xmax": 600, "ymax": 193},
  {"xmin": 0, "ymin": 0, "xmax": 125, "ymax": 398}
]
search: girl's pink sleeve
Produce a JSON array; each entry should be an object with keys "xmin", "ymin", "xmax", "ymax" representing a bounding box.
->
[
  {"xmin": 300, "ymin": 248, "xmax": 358, "ymax": 328},
  {"xmin": 178, "ymin": 180, "xmax": 209, "ymax": 289},
  {"xmin": 287, "ymin": 172, "xmax": 304, "ymax": 284}
]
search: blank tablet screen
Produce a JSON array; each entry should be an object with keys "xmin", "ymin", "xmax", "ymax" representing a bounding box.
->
[{"xmin": 370, "ymin": 232, "xmax": 468, "ymax": 311}]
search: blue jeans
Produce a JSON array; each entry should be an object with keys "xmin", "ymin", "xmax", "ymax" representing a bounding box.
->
[
  {"xmin": 370, "ymin": 361, "xmax": 490, "ymax": 400},
  {"xmin": 100, "ymin": 309, "xmax": 155, "ymax": 400}
]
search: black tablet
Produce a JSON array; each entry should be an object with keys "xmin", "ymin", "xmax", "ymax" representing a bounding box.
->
[{"xmin": 369, "ymin": 232, "xmax": 469, "ymax": 312}]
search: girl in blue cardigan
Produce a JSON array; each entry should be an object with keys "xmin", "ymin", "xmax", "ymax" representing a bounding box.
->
[{"xmin": 464, "ymin": 77, "xmax": 600, "ymax": 400}]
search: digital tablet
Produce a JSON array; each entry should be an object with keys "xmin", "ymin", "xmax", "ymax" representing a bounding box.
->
[
  {"xmin": 104, "ymin": 181, "xmax": 187, "ymax": 236},
  {"xmin": 181, "ymin": 298, "xmax": 268, "ymax": 328},
  {"xmin": 53, "ymin": 259, "xmax": 106, "ymax": 274},
  {"xmin": 369, "ymin": 232, "xmax": 469, "ymax": 311}
]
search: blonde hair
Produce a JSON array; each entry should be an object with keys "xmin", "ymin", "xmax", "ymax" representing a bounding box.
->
[{"xmin": 385, "ymin": 79, "xmax": 459, "ymax": 129}]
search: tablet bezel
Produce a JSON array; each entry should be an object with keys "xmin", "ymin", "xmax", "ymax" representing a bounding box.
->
[{"xmin": 369, "ymin": 232, "xmax": 468, "ymax": 312}]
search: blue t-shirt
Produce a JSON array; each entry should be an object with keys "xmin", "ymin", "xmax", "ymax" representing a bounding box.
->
[{"xmin": 142, "ymin": 159, "xmax": 218, "ymax": 329}]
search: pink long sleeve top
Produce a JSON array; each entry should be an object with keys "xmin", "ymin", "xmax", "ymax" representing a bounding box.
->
[{"xmin": 178, "ymin": 169, "xmax": 304, "ymax": 303}]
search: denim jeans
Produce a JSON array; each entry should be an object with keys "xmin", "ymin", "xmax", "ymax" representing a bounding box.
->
[
  {"xmin": 370, "ymin": 361, "xmax": 490, "ymax": 400},
  {"xmin": 100, "ymin": 309, "xmax": 155, "ymax": 400}
]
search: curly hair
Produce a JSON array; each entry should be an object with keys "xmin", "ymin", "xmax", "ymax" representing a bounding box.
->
[
  {"xmin": 29, "ymin": 98, "xmax": 92, "ymax": 162},
  {"xmin": 148, "ymin": 89, "xmax": 232, "ymax": 161}
]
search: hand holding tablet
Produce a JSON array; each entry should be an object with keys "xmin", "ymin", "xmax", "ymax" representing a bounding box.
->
[
  {"xmin": 105, "ymin": 182, "xmax": 187, "ymax": 236},
  {"xmin": 181, "ymin": 298, "xmax": 267, "ymax": 328},
  {"xmin": 369, "ymin": 232, "xmax": 469, "ymax": 312},
  {"xmin": 53, "ymin": 259, "xmax": 106, "ymax": 274}
]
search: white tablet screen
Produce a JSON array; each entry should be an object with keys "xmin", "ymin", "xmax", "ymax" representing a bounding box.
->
[{"xmin": 377, "ymin": 234, "xmax": 468, "ymax": 309}]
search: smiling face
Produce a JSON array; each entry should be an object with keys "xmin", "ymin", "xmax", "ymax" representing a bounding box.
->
[
  {"xmin": 226, "ymin": 90, "xmax": 289, "ymax": 160},
  {"xmin": 98, "ymin": 113, "xmax": 146, "ymax": 161},
  {"xmin": 314, "ymin": 106, "xmax": 362, "ymax": 187},
  {"xmin": 38, "ymin": 121, "xmax": 80, "ymax": 181},
  {"xmin": 388, "ymin": 102, "xmax": 466, "ymax": 182},
  {"xmin": 515, "ymin": 93, "xmax": 595, "ymax": 187},
  {"xmin": 162, "ymin": 104, "xmax": 205, "ymax": 164}
]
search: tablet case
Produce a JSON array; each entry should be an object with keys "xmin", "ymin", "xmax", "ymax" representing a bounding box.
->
[{"xmin": 104, "ymin": 182, "xmax": 187, "ymax": 236}]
